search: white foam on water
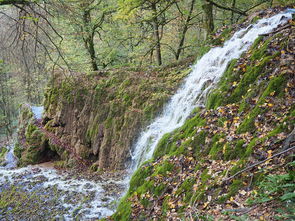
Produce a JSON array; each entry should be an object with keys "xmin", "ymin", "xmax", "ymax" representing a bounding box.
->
[
  {"xmin": 0, "ymin": 145, "xmax": 18, "ymax": 169},
  {"xmin": 31, "ymin": 106, "xmax": 44, "ymax": 119},
  {"xmin": 0, "ymin": 165, "xmax": 124, "ymax": 219}
]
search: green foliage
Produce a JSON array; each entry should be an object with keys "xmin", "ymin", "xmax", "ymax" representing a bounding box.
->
[
  {"xmin": 248, "ymin": 159, "xmax": 295, "ymax": 219},
  {"xmin": 45, "ymin": 0, "xmax": 277, "ymax": 71}
]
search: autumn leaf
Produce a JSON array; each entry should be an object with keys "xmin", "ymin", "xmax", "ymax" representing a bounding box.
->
[{"xmin": 267, "ymin": 103, "xmax": 274, "ymax": 107}]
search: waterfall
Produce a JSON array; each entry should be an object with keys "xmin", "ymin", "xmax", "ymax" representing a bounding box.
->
[
  {"xmin": 0, "ymin": 10, "xmax": 294, "ymax": 220},
  {"xmin": 130, "ymin": 10, "xmax": 294, "ymax": 171}
]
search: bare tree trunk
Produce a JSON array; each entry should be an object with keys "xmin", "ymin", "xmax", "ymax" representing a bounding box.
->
[
  {"xmin": 202, "ymin": 0, "xmax": 214, "ymax": 39},
  {"xmin": 151, "ymin": 3, "xmax": 162, "ymax": 66},
  {"xmin": 175, "ymin": 0, "xmax": 196, "ymax": 60},
  {"xmin": 21, "ymin": 46, "xmax": 33, "ymax": 103},
  {"xmin": 231, "ymin": 0, "xmax": 236, "ymax": 24},
  {"xmin": 87, "ymin": 34, "xmax": 99, "ymax": 71},
  {"xmin": 82, "ymin": 9, "xmax": 99, "ymax": 71}
]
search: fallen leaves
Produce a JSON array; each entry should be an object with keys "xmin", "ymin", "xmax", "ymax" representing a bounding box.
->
[{"xmin": 122, "ymin": 18, "xmax": 295, "ymax": 221}]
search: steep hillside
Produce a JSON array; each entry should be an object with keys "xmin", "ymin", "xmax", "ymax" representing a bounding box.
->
[{"xmin": 111, "ymin": 12, "xmax": 295, "ymax": 220}]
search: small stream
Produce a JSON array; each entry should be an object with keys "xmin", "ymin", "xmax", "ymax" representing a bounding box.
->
[
  {"xmin": 0, "ymin": 107, "xmax": 127, "ymax": 220},
  {"xmin": 1, "ymin": 145, "xmax": 17, "ymax": 169},
  {"xmin": 0, "ymin": 163, "xmax": 127, "ymax": 219}
]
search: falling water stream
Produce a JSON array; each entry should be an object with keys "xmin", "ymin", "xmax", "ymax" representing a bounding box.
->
[{"xmin": 0, "ymin": 10, "xmax": 294, "ymax": 220}]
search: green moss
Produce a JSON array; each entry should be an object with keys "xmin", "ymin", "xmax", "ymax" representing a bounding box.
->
[
  {"xmin": 229, "ymin": 179, "xmax": 244, "ymax": 195},
  {"xmin": 176, "ymin": 177, "xmax": 196, "ymax": 203},
  {"xmin": 25, "ymin": 124, "xmax": 38, "ymax": 140},
  {"xmin": 230, "ymin": 55, "xmax": 275, "ymax": 103},
  {"xmin": 217, "ymin": 179, "xmax": 244, "ymax": 203},
  {"xmin": 237, "ymin": 106, "xmax": 262, "ymax": 133},
  {"xmin": 13, "ymin": 142, "xmax": 23, "ymax": 159},
  {"xmin": 208, "ymin": 134, "xmax": 225, "ymax": 159},
  {"xmin": 161, "ymin": 196, "xmax": 170, "ymax": 216},
  {"xmin": 0, "ymin": 146, "xmax": 8, "ymax": 158},
  {"xmin": 129, "ymin": 164, "xmax": 153, "ymax": 194},
  {"xmin": 112, "ymin": 195, "xmax": 132, "ymax": 221},
  {"xmin": 206, "ymin": 59, "xmax": 238, "ymax": 109},
  {"xmin": 250, "ymin": 36, "xmax": 264, "ymax": 52},
  {"xmin": 136, "ymin": 180, "xmax": 154, "ymax": 196},
  {"xmin": 224, "ymin": 139, "xmax": 245, "ymax": 160},
  {"xmin": 251, "ymin": 16, "xmax": 261, "ymax": 24},
  {"xmin": 238, "ymin": 100, "xmax": 250, "ymax": 113},
  {"xmin": 237, "ymin": 74, "xmax": 287, "ymax": 134},
  {"xmin": 154, "ymin": 183, "xmax": 166, "ymax": 196},
  {"xmin": 153, "ymin": 111, "xmax": 206, "ymax": 159},
  {"xmin": 250, "ymin": 37, "xmax": 272, "ymax": 61},
  {"xmin": 244, "ymin": 138, "xmax": 257, "ymax": 158},
  {"xmin": 269, "ymin": 126, "xmax": 284, "ymax": 137},
  {"xmin": 207, "ymin": 36, "xmax": 280, "ymax": 111},
  {"xmin": 201, "ymin": 169, "xmax": 211, "ymax": 183},
  {"xmin": 181, "ymin": 113, "xmax": 206, "ymax": 137},
  {"xmin": 260, "ymin": 74, "xmax": 287, "ymax": 100},
  {"xmin": 190, "ymin": 186, "xmax": 206, "ymax": 204},
  {"xmin": 189, "ymin": 133, "xmax": 205, "ymax": 154},
  {"xmin": 211, "ymin": 27, "xmax": 233, "ymax": 46},
  {"xmin": 153, "ymin": 133, "xmax": 172, "ymax": 159},
  {"xmin": 229, "ymin": 159, "xmax": 246, "ymax": 177},
  {"xmin": 152, "ymin": 160, "xmax": 174, "ymax": 177}
]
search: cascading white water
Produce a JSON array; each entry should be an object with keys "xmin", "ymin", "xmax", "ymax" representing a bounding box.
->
[
  {"xmin": 0, "ymin": 10, "xmax": 294, "ymax": 220},
  {"xmin": 131, "ymin": 10, "xmax": 294, "ymax": 170}
]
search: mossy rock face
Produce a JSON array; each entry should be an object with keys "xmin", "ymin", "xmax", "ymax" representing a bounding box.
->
[
  {"xmin": 0, "ymin": 147, "xmax": 8, "ymax": 166},
  {"xmin": 16, "ymin": 104, "xmax": 60, "ymax": 166},
  {"xmin": 43, "ymin": 58, "xmax": 195, "ymax": 170},
  {"xmin": 113, "ymin": 22, "xmax": 295, "ymax": 220},
  {"xmin": 18, "ymin": 122, "xmax": 48, "ymax": 166}
]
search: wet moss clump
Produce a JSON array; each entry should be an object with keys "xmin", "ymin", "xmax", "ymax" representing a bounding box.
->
[
  {"xmin": 128, "ymin": 163, "xmax": 154, "ymax": 194},
  {"xmin": 153, "ymin": 111, "xmax": 206, "ymax": 159}
]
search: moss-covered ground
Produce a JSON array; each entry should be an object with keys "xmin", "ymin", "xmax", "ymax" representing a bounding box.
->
[{"xmin": 111, "ymin": 19, "xmax": 295, "ymax": 221}]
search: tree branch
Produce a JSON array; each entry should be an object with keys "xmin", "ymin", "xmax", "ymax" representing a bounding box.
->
[
  {"xmin": 206, "ymin": 0, "xmax": 247, "ymax": 16},
  {"xmin": 224, "ymin": 145, "xmax": 295, "ymax": 182},
  {"xmin": 0, "ymin": 0, "xmax": 30, "ymax": 6}
]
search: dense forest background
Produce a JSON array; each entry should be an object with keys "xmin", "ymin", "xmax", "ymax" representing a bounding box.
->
[{"xmin": 0, "ymin": 0, "xmax": 293, "ymax": 141}]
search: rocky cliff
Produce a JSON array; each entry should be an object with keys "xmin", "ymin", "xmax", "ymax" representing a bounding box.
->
[{"xmin": 16, "ymin": 60, "xmax": 195, "ymax": 169}]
